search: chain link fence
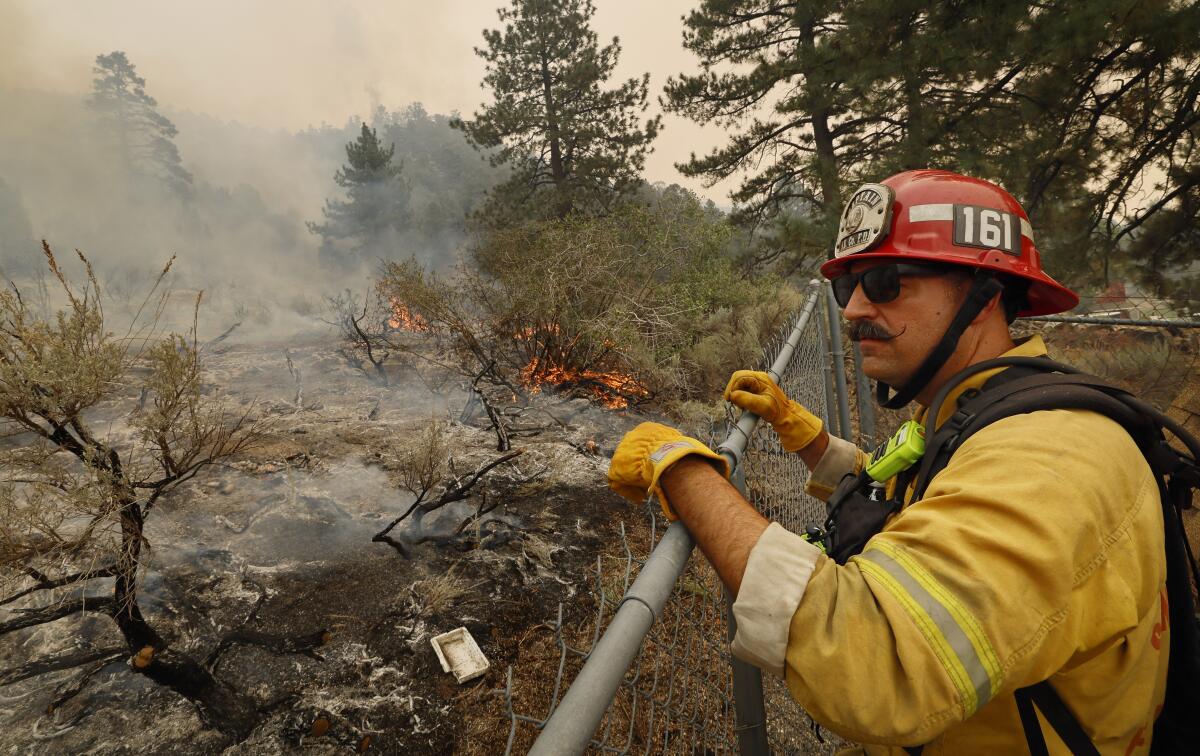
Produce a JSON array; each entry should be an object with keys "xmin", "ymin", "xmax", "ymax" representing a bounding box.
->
[
  {"xmin": 500, "ymin": 282, "xmax": 1200, "ymax": 755},
  {"xmin": 499, "ymin": 516, "xmax": 737, "ymax": 754}
]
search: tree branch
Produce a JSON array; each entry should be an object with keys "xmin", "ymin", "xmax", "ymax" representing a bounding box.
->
[
  {"xmin": 1, "ymin": 565, "xmax": 117, "ymax": 607},
  {"xmin": 0, "ymin": 645, "xmax": 125, "ymax": 687},
  {"xmin": 0, "ymin": 596, "xmax": 115, "ymax": 636}
]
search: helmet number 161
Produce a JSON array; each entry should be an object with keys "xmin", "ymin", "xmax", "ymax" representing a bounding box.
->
[{"xmin": 954, "ymin": 204, "xmax": 1020, "ymax": 256}]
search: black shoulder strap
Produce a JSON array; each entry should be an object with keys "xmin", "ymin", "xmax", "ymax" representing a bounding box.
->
[
  {"xmin": 1014, "ymin": 682, "xmax": 1101, "ymax": 756},
  {"xmin": 912, "ymin": 371, "xmax": 1150, "ymax": 502}
]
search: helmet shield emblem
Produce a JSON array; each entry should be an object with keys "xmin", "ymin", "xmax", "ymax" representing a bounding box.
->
[{"xmin": 835, "ymin": 183, "xmax": 895, "ymax": 258}]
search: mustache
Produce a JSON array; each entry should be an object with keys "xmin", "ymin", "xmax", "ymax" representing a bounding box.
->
[{"xmin": 849, "ymin": 320, "xmax": 901, "ymax": 341}]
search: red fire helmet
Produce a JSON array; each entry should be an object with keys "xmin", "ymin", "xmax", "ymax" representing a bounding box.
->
[{"xmin": 819, "ymin": 170, "xmax": 1079, "ymax": 316}]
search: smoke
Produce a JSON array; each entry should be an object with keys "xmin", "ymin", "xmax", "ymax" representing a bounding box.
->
[
  {"xmin": 0, "ymin": 1, "xmax": 29, "ymax": 91},
  {"xmin": 0, "ymin": 71, "xmax": 491, "ymax": 342}
]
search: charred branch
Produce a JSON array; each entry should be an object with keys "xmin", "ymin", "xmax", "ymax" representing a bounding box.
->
[
  {"xmin": 414, "ymin": 517, "xmax": 521, "ymax": 550},
  {"xmin": 203, "ymin": 584, "xmax": 332, "ymax": 672},
  {"xmin": 461, "ymin": 360, "xmax": 512, "ymax": 450},
  {"xmin": 206, "ymin": 629, "xmax": 333, "ymax": 674},
  {"xmin": 453, "ymin": 493, "xmax": 503, "ymax": 536},
  {"xmin": 0, "ymin": 645, "xmax": 124, "ymax": 687},
  {"xmin": 478, "ymin": 391, "xmax": 510, "ymax": 451},
  {"xmin": 0, "ymin": 596, "xmax": 115, "ymax": 635},
  {"xmin": 373, "ymin": 449, "xmax": 525, "ymax": 556},
  {"xmin": 284, "ymin": 349, "xmax": 303, "ymax": 409},
  {"xmin": 1, "ymin": 565, "xmax": 117, "ymax": 607},
  {"xmin": 205, "ymin": 319, "xmax": 243, "ymax": 350},
  {"xmin": 371, "ymin": 531, "xmax": 412, "ymax": 558},
  {"xmin": 46, "ymin": 652, "xmax": 125, "ymax": 714}
]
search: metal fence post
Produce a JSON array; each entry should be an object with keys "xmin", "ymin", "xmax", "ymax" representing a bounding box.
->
[
  {"xmin": 724, "ymin": 462, "xmax": 770, "ymax": 756},
  {"xmin": 852, "ymin": 343, "xmax": 874, "ymax": 447},
  {"xmin": 816, "ymin": 287, "xmax": 839, "ymax": 438},
  {"xmin": 824, "ymin": 282, "xmax": 853, "ymax": 441}
]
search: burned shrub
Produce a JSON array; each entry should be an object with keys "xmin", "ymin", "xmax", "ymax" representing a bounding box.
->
[
  {"xmin": 0, "ymin": 244, "xmax": 328, "ymax": 742},
  {"xmin": 372, "ymin": 418, "xmax": 527, "ymax": 557}
]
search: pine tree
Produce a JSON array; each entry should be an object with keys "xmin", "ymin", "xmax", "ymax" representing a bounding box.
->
[
  {"xmin": 453, "ymin": 0, "xmax": 661, "ymax": 221},
  {"xmin": 88, "ymin": 51, "xmax": 193, "ymax": 198},
  {"xmin": 665, "ymin": 1, "xmax": 1200, "ymax": 289},
  {"xmin": 308, "ymin": 123, "xmax": 408, "ymax": 265}
]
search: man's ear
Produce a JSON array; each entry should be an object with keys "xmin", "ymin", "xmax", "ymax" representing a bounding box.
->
[{"xmin": 971, "ymin": 290, "xmax": 1004, "ymax": 326}]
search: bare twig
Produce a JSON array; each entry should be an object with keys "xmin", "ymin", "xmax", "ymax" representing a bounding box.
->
[
  {"xmin": 284, "ymin": 350, "xmax": 303, "ymax": 409},
  {"xmin": 478, "ymin": 392, "xmax": 510, "ymax": 451},
  {"xmin": 373, "ymin": 449, "xmax": 526, "ymax": 556},
  {"xmin": 0, "ymin": 596, "xmax": 115, "ymax": 636},
  {"xmin": 1, "ymin": 565, "xmax": 117, "ymax": 608},
  {"xmin": 0, "ymin": 646, "xmax": 125, "ymax": 687},
  {"xmin": 207, "ymin": 629, "xmax": 333, "ymax": 674},
  {"xmin": 45, "ymin": 652, "xmax": 126, "ymax": 713},
  {"xmin": 204, "ymin": 319, "xmax": 242, "ymax": 350}
]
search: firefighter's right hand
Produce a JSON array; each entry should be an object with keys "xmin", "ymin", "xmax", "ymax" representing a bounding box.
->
[
  {"xmin": 724, "ymin": 370, "xmax": 823, "ymax": 452},
  {"xmin": 608, "ymin": 422, "xmax": 730, "ymax": 520}
]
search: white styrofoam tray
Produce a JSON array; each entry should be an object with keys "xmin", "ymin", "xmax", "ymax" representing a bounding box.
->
[{"xmin": 430, "ymin": 627, "xmax": 489, "ymax": 684}]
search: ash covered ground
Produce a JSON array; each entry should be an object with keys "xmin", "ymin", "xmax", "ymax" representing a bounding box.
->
[{"xmin": 0, "ymin": 331, "xmax": 663, "ymax": 754}]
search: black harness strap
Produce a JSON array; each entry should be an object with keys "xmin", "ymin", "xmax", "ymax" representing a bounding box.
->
[
  {"xmin": 912, "ymin": 369, "xmax": 1149, "ymax": 503},
  {"xmin": 1014, "ymin": 681, "xmax": 1101, "ymax": 756}
]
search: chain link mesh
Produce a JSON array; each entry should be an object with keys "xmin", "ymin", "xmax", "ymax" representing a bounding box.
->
[
  {"xmin": 500, "ymin": 288, "xmax": 834, "ymax": 754},
  {"xmin": 736, "ymin": 298, "xmax": 846, "ymax": 754},
  {"xmin": 500, "ymin": 512, "xmax": 739, "ymax": 754}
]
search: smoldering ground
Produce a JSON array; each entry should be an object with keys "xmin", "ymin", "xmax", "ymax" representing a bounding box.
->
[
  {"xmin": 0, "ymin": 3, "xmax": 726, "ymax": 750},
  {"xmin": 0, "ymin": 295, "xmax": 658, "ymax": 752}
]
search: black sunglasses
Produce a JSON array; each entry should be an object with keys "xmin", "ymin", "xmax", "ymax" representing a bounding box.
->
[{"xmin": 831, "ymin": 263, "xmax": 948, "ymax": 308}]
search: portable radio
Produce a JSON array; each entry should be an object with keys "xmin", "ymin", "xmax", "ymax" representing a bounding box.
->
[{"xmin": 865, "ymin": 420, "xmax": 925, "ymax": 483}]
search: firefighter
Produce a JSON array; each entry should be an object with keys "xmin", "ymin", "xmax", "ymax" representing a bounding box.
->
[{"xmin": 607, "ymin": 170, "xmax": 1169, "ymax": 753}]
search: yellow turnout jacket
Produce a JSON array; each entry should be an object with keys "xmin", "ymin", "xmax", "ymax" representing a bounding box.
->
[{"xmin": 730, "ymin": 336, "xmax": 1170, "ymax": 754}]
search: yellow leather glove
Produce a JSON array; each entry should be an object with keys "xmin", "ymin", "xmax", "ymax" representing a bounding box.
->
[
  {"xmin": 723, "ymin": 370, "xmax": 823, "ymax": 452},
  {"xmin": 607, "ymin": 422, "xmax": 731, "ymax": 520}
]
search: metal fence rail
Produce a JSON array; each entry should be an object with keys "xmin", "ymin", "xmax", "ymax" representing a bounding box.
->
[{"xmin": 501, "ymin": 284, "xmax": 1200, "ymax": 755}]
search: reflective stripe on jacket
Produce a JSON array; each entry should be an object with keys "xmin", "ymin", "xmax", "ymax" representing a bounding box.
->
[{"xmin": 730, "ymin": 336, "xmax": 1170, "ymax": 754}]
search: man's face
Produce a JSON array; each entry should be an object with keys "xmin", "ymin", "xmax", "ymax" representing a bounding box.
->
[{"xmin": 840, "ymin": 259, "xmax": 966, "ymax": 388}]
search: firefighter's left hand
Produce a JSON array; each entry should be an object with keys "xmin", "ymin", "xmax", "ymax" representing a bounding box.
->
[{"xmin": 608, "ymin": 422, "xmax": 730, "ymax": 520}]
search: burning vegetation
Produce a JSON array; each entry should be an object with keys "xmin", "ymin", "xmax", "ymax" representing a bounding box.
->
[
  {"xmin": 386, "ymin": 298, "xmax": 429, "ymax": 333},
  {"xmin": 519, "ymin": 356, "xmax": 648, "ymax": 409}
]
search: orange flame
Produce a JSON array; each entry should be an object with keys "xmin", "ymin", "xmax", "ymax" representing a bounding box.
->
[
  {"xmin": 513, "ymin": 323, "xmax": 561, "ymax": 341},
  {"xmin": 387, "ymin": 298, "xmax": 429, "ymax": 332},
  {"xmin": 520, "ymin": 356, "xmax": 647, "ymax": 409}
]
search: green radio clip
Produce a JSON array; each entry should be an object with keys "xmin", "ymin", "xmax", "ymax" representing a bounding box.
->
[{"xmin": 865, "ymin": 420, "xmax": 926, "ymax": 483}]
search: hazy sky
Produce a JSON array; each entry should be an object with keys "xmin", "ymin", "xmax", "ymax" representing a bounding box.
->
[{"xmin": 2, "ymin": 0, "xmax": 736, "ymax": 202}]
